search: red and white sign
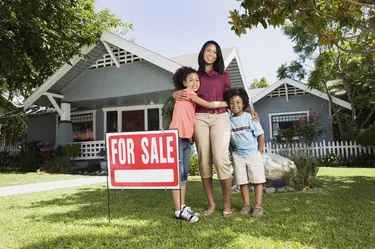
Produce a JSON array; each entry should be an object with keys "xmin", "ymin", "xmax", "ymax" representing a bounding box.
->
[{"xmin": 106, "ymin": 130, "xmax": 180, "ymax": 189}]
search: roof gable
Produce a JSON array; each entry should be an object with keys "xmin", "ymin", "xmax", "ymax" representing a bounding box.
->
[{"xmin": 252, "ymin": 78, "xmax": 351, "ymax": 110}]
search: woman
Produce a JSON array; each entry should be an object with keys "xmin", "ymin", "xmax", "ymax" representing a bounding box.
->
[{"xmin": 173, "ymin": 40, "xmax": 233, "ymax": 216}]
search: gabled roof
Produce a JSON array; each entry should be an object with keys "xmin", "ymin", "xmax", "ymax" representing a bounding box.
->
[
  {"xmin": 251, "ymin": 78, "xmax": 352, "ymax": 110},
  {"xmin": 23, "ymin": 31, "xmax": 183, "ymax": 110}
]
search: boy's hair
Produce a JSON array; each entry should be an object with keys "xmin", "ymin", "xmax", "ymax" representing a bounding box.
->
[
  {"xmin": 198, "ymin": 40, "xmax": 224, "ymax": 74},
  {"xmin": 173, "ymin": 66, "xmax": 198, "ymax": 90},
  {"xmin": 223, "ymin": 87, "xmax": 250, "ymax": 110}
]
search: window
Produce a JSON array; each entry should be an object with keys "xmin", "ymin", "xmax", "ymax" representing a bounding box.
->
[
  {"xmin": 106, "ymin": 111, "xmax": 118, "ymax": 132},
  {"xmin": 269, "ymin": 112, "xmax": 308, "ymax": 138},
  {"xmin": 72, "ymin": 114, "xmax": 94, "ymax": 141}
]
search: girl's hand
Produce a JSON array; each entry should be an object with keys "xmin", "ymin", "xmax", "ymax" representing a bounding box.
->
[{"xmin": 172, "ymin": 90, "xmax": 189, "ymax": 101}]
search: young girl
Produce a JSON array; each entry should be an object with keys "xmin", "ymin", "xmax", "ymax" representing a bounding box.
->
[
  {"xmin": 169, "ymin": 66, "xmax": 227, "ymax": 222},
  {"xmin": 224, "ymin": 87, "xmax": 265, "ymax": 217}
]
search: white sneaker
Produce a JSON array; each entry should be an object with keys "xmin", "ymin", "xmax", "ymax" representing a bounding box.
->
[{"xmin": 177, "ymin": 206, "xmax": 199, "ymax": 223}]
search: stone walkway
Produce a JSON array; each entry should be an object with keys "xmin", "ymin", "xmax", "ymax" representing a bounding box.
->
[{"xmin": 0, "ymin": 176, "xmax": 106, "ymax": 197}]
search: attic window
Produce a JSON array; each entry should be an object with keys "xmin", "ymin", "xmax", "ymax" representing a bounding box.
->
[
  {"xmin": 267, "ymin": 84, "xmax": 306, "ymax": 98},
  {"xmin": 91, "ymin": 48, "xmax": 143, "ymax": 69}
]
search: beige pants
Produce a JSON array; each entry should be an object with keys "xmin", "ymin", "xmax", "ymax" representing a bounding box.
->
[{"xmin": 194, "ymin": 112, "xmax": 231, "ymax": 180}]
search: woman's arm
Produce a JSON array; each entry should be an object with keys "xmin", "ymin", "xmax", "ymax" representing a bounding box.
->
[
  {"xmin": 190, "ymin": 95, "xmax": 227, "ymax": 109},
  {"xmin": 257, "ymin": 134, "xmax": 264, "ymax": 153},
  {"xmin": 244, "ymin": 106, "xmax": 260, "ymax": 122}
]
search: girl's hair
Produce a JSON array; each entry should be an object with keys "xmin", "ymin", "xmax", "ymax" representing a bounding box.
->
[
  {"xmin": 173, "ymin": 66, "xmax": 198, "ymax": 90},
  {"xmin": 198, "ymin": 40, "xmax": 224, "ymax": 74},
  {"xmin": 223, "ymin": 87, "xmax": 250, "ymax": 110}
]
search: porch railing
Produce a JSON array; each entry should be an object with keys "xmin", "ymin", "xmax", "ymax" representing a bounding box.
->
[{"xmin": 75, "ymin": 140, "xmax": 105, "ymax": 160}]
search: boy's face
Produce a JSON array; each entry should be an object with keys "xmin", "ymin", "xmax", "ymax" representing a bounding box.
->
[
  {"xmin": 184, "ymin": 72, "xmax": 200, "ymax": 92},
  {"xmin": 229, "ymin": 95, "xmax": 244, "ymax": 116}
]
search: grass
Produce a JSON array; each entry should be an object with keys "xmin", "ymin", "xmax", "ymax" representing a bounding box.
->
[
  {"xmin": 0, "ymin": 172, "xmax": 89, "ymax": 187},
  {"xmin": 1, "ymin": 167, "xmax": 374, "ymax": 249}
]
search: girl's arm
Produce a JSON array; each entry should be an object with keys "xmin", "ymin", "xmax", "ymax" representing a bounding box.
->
[{"xmin": 190, "ymin": 95, "xmax": 227, "ymax": 109}]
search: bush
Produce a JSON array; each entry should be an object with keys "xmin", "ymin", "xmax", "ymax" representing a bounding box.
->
[
  {"xmin": 39, "ymin": 158, "xmax": 71, "ymax": 173},
  {"xmin": 62, "ymin": 143, "xmax": 81, "ymax": 166},
  {"xmin": 0, "ymin": 150, "xmax": 12, "ymax": 168},
  {"xmin": 286, "ymin": 150, "xmax": 320, "ymax": 189},
  {"xmin": 189, "ymin": 155, "xmax": 200, "ymax": 176},
  {"xmin": 344, "ymin": 153, "xmax": 375, "ymax": 168},
  {"xmin": 320, "ymin": 154, "xmax": 342, "ymax": 167},
  {"xmin": 358, "ymin": 124, "xmax": 375, "ymax": 147},
  {"xmin": 18, "ymin": 141, "xmax": 44, "ymax": 171}
]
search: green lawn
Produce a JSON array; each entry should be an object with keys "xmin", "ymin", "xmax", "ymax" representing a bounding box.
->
[
  {"xmin": 0, "ymin": 172, "xmax": 89, "ymax": 187},
  {"xmin": 1, "ymin": 167, "xmax": 374, "ymax": 249}
]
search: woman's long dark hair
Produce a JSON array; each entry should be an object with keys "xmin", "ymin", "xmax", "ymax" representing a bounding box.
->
[{"xmin": 198, "ymin": 40, "xmax": 225, "ymax": 74}]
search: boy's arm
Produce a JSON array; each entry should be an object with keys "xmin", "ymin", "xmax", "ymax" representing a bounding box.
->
[
  {"xmin": 257, "ymin": 134, "xmax": 264, "ymax": 153},
  {"xmin": 190, "ymin": 95, "xmax": 227, "ymax": 109}
]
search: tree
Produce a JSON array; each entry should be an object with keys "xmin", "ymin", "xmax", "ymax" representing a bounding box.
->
[
  {"xmin": 0, "ymin": 0, "xmax": 131, "ymax": 100},
  {"xmin": 250, "ymin": 77, "xmax": 269, "ymax": 88},
  {"xmin": 229, "ymin": 0, "xmax": 375, "ymax": 55}
]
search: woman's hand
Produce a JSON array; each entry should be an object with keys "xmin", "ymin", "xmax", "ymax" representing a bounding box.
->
[
  {"xmin": 244, "ymin": 107, "xmax": 260, "ymax": 122},
  {"xmin": 172, "ymin": 89, "xmax": 189, "ymax": 101}
]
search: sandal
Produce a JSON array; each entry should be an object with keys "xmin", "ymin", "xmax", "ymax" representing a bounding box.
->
[
  {"xmin": 203, "ymin": 208, "xmax": 215, "ymax": 216},
  {"xmin": 222, "ymin": 210, "xmax": 233, "ymax": 217}
]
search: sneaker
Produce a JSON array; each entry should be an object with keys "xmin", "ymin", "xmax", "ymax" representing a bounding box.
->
[
  {"xmin": 239, "ymin": 205, "xmax": 252, "ymax": 215},
  {"xmin": 251, "ymin": 206, "xmax": 264, "ymax": 217},
  {"xmin": 178, "ymin": 206, "xmax": 199, "ymax": 223},
  {"xmin": 185, "ymin": 206, "xmax": 200, "ymax": 216}
]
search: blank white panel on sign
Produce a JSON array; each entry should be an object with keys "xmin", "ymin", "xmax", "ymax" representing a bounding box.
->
[{"xmin": 114, "ymin": 169, "xmax": 174, "ymax": 183}]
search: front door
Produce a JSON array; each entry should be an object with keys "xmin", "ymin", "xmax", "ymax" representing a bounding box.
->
[{"xmin": 122, "ymin": 110, "xmax": 145, "ymax": 131}]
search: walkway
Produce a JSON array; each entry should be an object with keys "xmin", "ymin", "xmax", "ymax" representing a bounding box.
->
[{"xmin": 0, "ymin": 176, "xmax": 106, "ymax": 197}]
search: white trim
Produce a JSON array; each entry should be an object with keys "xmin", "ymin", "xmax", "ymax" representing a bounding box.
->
[
  {"xmin": 46, "ymin": 95, "xmax": 64, "ymax": 117},
  {"xmin": 252, "ymin": 78, "xmax": 352, "ymax": 110},
  {"xmin": 23, "ymin": 44, "xmax": 96, "ymax": 110},
  {"xmin": 101, "ymin": 31, "xmax": 181, "ymax": 74},
  {"xmin": 101, "ymin": 40, "xmax": 120, "ymax": 68},
  {"xmin": 268, "ymin": 110, "xmax": 309, "ymax": 139},
  {"xmin": 284, "ymin": 83, "xmax": 289, "ymax": 102},
  {"xmin": 43, "ymin": 92, "xmax": 64, "ymax": 99},
  {"xmin": 102, "ymin": 104, "xmax": 164, "ymax": 135}
]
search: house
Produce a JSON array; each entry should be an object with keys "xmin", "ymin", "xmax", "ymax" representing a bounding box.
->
[
  {"xmin": 21, "ymin": 31, "xmax": 249, "ymax": 159},
  {"xmin": 248, "ymin": 78, "xmax": 352, "ymax": 143}
]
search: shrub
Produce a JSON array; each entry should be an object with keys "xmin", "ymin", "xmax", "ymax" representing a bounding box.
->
[
  {"xmin": 189, "ymin": 155, "xmax": 200, "ymax": 176},
  {"xmin": 161, "ymin": 97, "xmax": 175, "ymax": 124},
  {"xmin": 294, "ymin": 113, "xmax": 325, "ymax": 146},
  {"xmin": 286, "ymin": 150, "xmax": 320, "ymax": 189},
  {"xmin": 62, "ymin": 143, "xmax": 82, "ymax": 166},
  {"xmin": 18, "ymin": 141, "xmax": 44, "ymax": 171},
  {"xmin": 0, "ymin": 150, "xmax": 12, "ymax": 168},
  {"xmin": 39, "ymin": 158, "xmax": 71, "ymax": 173},
  {"xmin": 344, "ymin": 153, "xmax": 375, "ymax": 168},
  {"xmin": 320, "ymin": 154, "xmax": 342, "ymax": 167},
  {"xmin": 358, "ymin": 124, "xmax": 375, "ymax": 147}
]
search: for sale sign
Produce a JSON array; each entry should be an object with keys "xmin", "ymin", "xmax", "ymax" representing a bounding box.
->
[{"xmin": 106, "ymin": 130, "xmax": 180, "ymax": 189}]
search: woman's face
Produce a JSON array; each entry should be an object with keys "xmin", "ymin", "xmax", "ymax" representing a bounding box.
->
[{"xmin": 203, "ymin": 43, "xmax": 217, "ymax": 65}]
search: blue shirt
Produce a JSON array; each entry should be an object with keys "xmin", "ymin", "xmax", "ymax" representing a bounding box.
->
[{"xmin": 230, "ymin": 112, "xmax": 264, "ymax": 156}]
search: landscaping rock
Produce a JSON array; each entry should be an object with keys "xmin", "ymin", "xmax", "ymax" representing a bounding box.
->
[
  {"xmin": 249, "ymin": 185, "xmax": 254, "ymax": 192},
  {"xmin": 285, "ymin": 186, "xmax": 296, "ymax": 192},
  {"xmin": 277, "ymin": 187, "xmax": 287, "ymax": 192},
  {"xmin": 100, "ymin": 170, "xmax": 107, "ymax": 176},
  {"xmin": 265, "ymin": 187, "xmax": 276, "ymax": 194}
]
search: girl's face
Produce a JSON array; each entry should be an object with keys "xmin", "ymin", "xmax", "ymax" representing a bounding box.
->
[
  {"xmin": 184, "ymin": 72, "xmax": 200, "ymax": 92},
  {"xmin": 203, "ymin": 43, "xmax": 217, "ymax": 65},
  {"xmin": 229, "ymin": 95, "xmax": 244, "ymax": 116}
]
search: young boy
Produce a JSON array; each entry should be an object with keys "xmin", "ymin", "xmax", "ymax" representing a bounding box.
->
[{"xmin": 224, "ymin": 87, "xmax": 266, "ymax": 217}]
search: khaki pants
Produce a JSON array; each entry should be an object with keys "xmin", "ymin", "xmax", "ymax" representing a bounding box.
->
[{"xmin": 194, "ymin": 112, "xmax": 231, "ymax": 180}]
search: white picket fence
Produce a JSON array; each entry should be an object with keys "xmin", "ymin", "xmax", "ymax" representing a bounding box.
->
[
  {"xmin": 264, "ymin": 140, "xmax": 374, "ymax": 159},
  {"xmin": 0, "ymin": 144, "xmax": 21, "ymax": 155}
]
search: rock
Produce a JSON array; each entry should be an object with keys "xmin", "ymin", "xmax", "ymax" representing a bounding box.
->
[
  {"xmin": 231, "ymin": 185, "xmax": 240, "ymax": 192},
  {"xmin": 285, "ymin": 186, "xmax": 295, "ymax": 192},
  {"xmin": 265, "ymin": 187, "xmax": 276, "ymax": 194},
  {"xmin": 100, "ymin": 170, "xmax": 107, "ymax": 176},
  {"xmin": 83, "ymin": 171, "xmax": 89, "ymax": 175},
  {"xmin": 277, "ymin": 187, "xmax": 287, "ymax": 192},
  {"xmin": 263, "ymin": 153, "xmax": 297, "ymax": 187},
  {"xmin": 302, "ymin": 187, "xmax": 310, "ymax": 192}
]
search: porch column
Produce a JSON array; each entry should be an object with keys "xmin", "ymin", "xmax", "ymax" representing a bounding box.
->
[{"xmin": 56, "ymin": 102, "xmax": 73, "ymax": 146}]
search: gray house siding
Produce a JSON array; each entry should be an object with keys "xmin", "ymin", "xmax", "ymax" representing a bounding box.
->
[
  {"xmin": 63, "ymin": 61, "xmax": 173, "ymax": 102},
  {"xmin": 27, "ymin": 114, "xmax": 56, "ymax": 144},
  {"xmin": 254, "ymin": 94, "xmax": 333, "ymax": 143}
]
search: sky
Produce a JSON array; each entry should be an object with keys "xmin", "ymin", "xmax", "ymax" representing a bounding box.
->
[{"xmin": 95, "ymin": 0, "xmax": 299, "ymax": 86}]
